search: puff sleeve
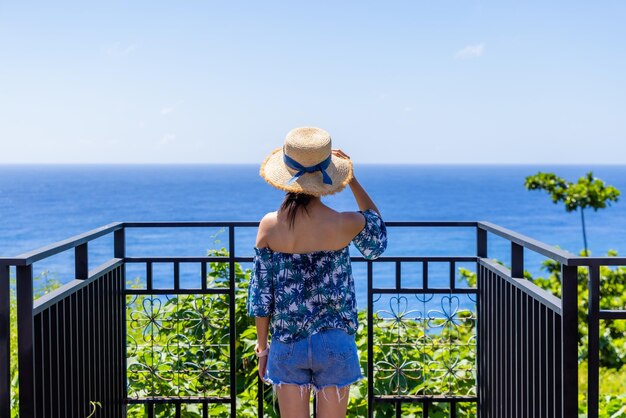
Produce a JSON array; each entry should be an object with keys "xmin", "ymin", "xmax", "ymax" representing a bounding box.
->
[
  {"xmin": 247, "ymin": 247, "xmax": 275, "ymax": 317},
  {"xmin": 352, "ymin": 209, "xmax": 388, "ymax": 260}
]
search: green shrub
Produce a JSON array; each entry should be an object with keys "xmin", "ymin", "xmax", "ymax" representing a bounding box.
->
[
  {"xmin": 9, "ymin": 271, "xmax": 61, "ymax": 418},
  {"xmin": 125, "ymin": 249, "xmax": 476, "ymax": 417},
  {"xmin": 9, "ymin": 251, "xmax": 624, "ymax": 417}
]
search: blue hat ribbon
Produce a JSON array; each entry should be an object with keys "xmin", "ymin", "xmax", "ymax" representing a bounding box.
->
[{"xmin": 283, "ymin": 152, "xmax": 333, "ymax": 185}]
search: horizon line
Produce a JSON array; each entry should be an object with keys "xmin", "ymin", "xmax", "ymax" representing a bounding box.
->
[{"xmin": 2, "ymin": 162, "xmax": 626, "ymax": 166}]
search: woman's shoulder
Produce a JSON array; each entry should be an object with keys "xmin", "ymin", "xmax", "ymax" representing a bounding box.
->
[
  {"xmin": 256, "ymin": 212, "xmax": 278, "ymax": 248},
  {"xmin": 259, "ymin": 211, "xmax": 278, "ymax": 227},
  {"xmin": 339, "ymin": 209, "xmax": 384, "ymax": 239},
  {"xmin": 338, "ymin": 210, "xmax": 367, "ymax": 238}
]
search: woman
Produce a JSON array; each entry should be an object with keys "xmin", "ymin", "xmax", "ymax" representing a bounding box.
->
[{"xmin": 247, "ymin": 127, "xmax": 387, "ymax": 418}]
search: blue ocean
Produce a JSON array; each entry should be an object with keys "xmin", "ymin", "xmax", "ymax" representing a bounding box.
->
[{"xmin": 2, "ymin": 164, "xmax": 625, "ymax": 305}]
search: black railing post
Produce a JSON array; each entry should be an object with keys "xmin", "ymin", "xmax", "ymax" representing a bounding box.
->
[
  {"xmin": 510, "ymin": 243, "xmax": 523, "ymax": 416},
  {"xmin": 511, "ymin": 243, "xmax": 524, "ymax": 279},
  {"xmin": 0, "ymin": 263, "xmax": 10, "ymax": 418},
  {"xmin": 367, "ymin": 260, "xmax": 374, "ymax": 418},
  {"xmin": 114, "ymin": 226, "xmax": 127, "ymax": 414},
  {"xmin": 228, "ymin": 226, "xmax": 237, "ymax": 417},
  {"xmin": 587, "ymin": 265, "xmax": 600, "ymax": 418},
  {"xmin": 561, "ymin": 264, "xmax": 579, "ymax": 416},
  {"xmin": 16, "ymin": 264, "xmax": 35, "ymax": 418},
  {"xmin": 476, "ymin": 226, "xmax": 486, "ymax": 416},
  {"xmin": 257, "ymin": 375, "xmax": 264, "ymax": 417},
  {"xmin": 75, "ymin": 243, "xmax": 88, "ymax": 280},
  {"xmin": 114, "ymin": 227, "xmax": 125, "ymax": 259},
  {"xmin": 477, "ymin": 227, "xmax": 487, "ymax": 258}
]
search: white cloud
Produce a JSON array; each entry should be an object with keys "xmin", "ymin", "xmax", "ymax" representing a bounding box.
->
[
  {"xmin": 160, "ymin": 100, "xmax": 183, "ymax": 115},
  {"xmin": 159, "ymin": 133, "xmax": 176, "ymax": 145},
  {"xmin": 123, "ymin": 44, "xmax": 138, "ymax": 55},
  {"xmin": 104, "ymin": 42, "xmax": 140, "ymax": 57},
  {"xmin": 455, "ymin": 43, "xmax": 485, "ymax": 60}
]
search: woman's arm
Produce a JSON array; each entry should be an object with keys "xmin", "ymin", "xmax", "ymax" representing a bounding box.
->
[
  {"xmin": 348, "ymin": 176, "xmax": 381, "ymax": 216},
  {"xmin": 255, "ymin": 317, "xmax": 270, "ymax": 350},
  {"xmin": 252, "ymin": 216, "xmax": 273, "ymax": 379},
  {"xmin": 332, "ymin": 149, "xmax": 381, "ymax": 216},
  {"xmin": 255, "ymin": 317, "xmax": 270, "ymax": 379}
]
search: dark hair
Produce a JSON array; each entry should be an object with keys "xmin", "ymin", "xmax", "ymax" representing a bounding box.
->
[{"xmin": 280, "ymin": 192, "xmax": 313, "ymax": 229}]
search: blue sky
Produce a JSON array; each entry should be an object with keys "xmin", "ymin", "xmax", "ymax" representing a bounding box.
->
[{"xmin": 1, "ymin": 1, "xmax": 625, "ymax": 164}]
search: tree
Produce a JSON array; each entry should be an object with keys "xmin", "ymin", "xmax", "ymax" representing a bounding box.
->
[{"xmin": 524, "ymin": 171, "xmax": 620, "ymax": 256}]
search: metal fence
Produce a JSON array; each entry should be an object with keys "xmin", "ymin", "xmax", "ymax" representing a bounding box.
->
[
  {"xmin": 577, "ymin": 257, "xmax": 626, "ymax": 418},
  {"xmin": 475, "ymin": 223, "xmax": 580, "ymax": 418},
  {"xmin": 1, "ymin": 220, "xmax": 625, "ymax": 417},
  {"xmin": 365, "ymin": 222, "xmax": 479, "ymax": 417}
]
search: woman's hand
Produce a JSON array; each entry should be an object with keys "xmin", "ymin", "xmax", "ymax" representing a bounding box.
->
[
  {"xmin": 258, "ymin": 355, "xmax": 268, "ymax": 380},
  {"xmin": 333, "ymin": 149, "xmax": 355, "ymax": 184},
  {"xmin": 332, "ymin": 149, "xmax": 350, "ymax": 160}
]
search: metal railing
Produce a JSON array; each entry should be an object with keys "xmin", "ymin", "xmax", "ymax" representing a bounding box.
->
[
  {"xmin": 476, "ymin": 225, "xmax": 575, "ymax": 418},
  {"xmin": 1, "ymin": 220, "xmax": 625, "ymax": 417},
  {"xmin": 365, "ymin": 222, "xmax": 479, "ymax": 417},
  {"xmin": 1, "ymin": 223, "xmax": 127, "ymax": 418}
]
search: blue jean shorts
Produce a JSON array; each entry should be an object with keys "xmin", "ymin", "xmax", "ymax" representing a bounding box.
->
[{"xmin": 265, "ymin": 328, "xmax": 364, "ymax": 392}]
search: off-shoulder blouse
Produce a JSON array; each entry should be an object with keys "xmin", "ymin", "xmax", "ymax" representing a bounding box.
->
[{"xmin": 247, "ymin": 209, "xmax": 387, "ymax": 343}]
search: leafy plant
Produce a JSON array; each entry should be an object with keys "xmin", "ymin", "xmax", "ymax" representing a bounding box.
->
[
  {"xmin": 86, "ymin": 401, "xmax": 102, "ymax": 418},
  {"xmin": 125, "ymin": 249, "xmax": 269, "ymax": 417},
  {"xmin": 9, "ymin": 271, "xmax": 61, "ymax": 418},
  {"xmin": 524, "ymin": 171, "xmax": 620, "ymax": 256},
  {"xmin": 579, "ymin": 362, "xmax": 626, "ymax": 418},
  {"xmin": 9, "ymin": 250, "xmax": 624, "ymax": 417},
  {"xmin": 460, "ymin": 251, "xmax": 626, "ymax": 417},
  {"xmin": 124, "ymin": 249, "xmax": 478, "ymax": 417}
]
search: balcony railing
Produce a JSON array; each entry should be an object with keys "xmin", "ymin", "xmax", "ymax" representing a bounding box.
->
[{"xmin": 1, "ymin": 220, "xmax": 625, "ymax": 417}]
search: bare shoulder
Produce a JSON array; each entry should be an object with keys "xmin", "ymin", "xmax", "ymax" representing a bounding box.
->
[
  {"xmin": 259, "ymin": 211, "xmax": 278, "ymax": 227},
  {"xmin": 256, "ymin": 212, "xmax": 277, "ymax": 247},
  {"xmin": 339, "ymin": 211, "xmax": 366, "ymax": 237}
]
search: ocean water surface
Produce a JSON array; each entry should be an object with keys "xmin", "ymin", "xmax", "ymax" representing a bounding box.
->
[{"xmin": 1, "ymin": 164, "xmax": 625, "ymax": 306}]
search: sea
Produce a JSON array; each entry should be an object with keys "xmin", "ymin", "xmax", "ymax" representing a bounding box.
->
[{"xmin": 1, "ymin": 164, "xmax": 625, "ymax": 307}]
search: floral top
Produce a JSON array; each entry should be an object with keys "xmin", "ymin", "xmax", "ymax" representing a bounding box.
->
[{"xmin": 247, "ymin": 209, "xmax": 387, "ymax": 343}]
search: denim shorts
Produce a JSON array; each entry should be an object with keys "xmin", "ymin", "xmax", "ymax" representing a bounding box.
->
[{"xmin": 265, "ymin": 328, "xmax": 364, "ymax": 392}]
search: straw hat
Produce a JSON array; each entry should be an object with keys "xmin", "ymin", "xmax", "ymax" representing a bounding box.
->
[{"xmin": 260, "ymin": 127, "xmax": 353, "ymax": 197}]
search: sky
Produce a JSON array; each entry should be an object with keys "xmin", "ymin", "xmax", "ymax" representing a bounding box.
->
[{"xmin": 0, "ymin": 1, "xmax": 625, "ymax": 164}]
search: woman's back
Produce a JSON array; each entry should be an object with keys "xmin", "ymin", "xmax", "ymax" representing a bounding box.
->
[
  {"xmin": 256, "ymin": 200, "xmax": 366, "ymax": 254},
  {"xmin": 248, "ymin": 205, "xmax": 387, "ymax": 343}
]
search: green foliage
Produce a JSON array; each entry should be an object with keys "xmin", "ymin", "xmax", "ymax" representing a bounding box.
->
[
  {"xmin": 530, "ymin": 250, "xmax": 626, "ymax": 369},
  {"xmin": 124, "ymin": 250, "xmax": 477, "ymax": 417},
  {"xmin": 10, "ymin": 251, "xmax": 622, "ymax": 416},
  {"xmin": 460, "ymin": 253, "xmax": 626, "ymax": 417},
  {"xmin": 125, "ymin": 249, "xmax": 270, "ymax": 417},
  {"xmin": 524, "ymin": 171, "xmax": 620, "ymax": 213},
  {"xmin": 86, "ymin": 401, "xmax": 102, "ymax": 418},
  {"xmin": 579, "ymin": 362, "xmax": 626, "ymax": 418},
  {"xmin": 9, "ymin": 271, "xmax": 62, "ymax": 418},
  {"xmin": 350, "ymin": 307, "xmax": 477, "ymax": 417},
  {"xmin": 524, "ymin": 171, "xmax": 620, "ymax": 255}
]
